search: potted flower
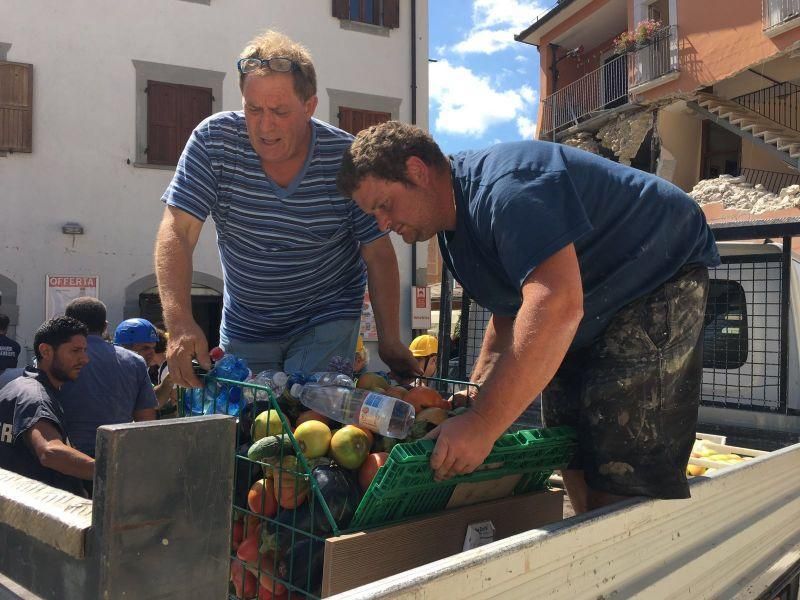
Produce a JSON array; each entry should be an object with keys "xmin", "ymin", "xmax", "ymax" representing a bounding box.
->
[
  {"xmin": 613, "ymin": 31, "xmax": 636, "ymax": 55},
  {"xmin": 634, "ymin": 19, "xmax": 663, "ymax": 45}
]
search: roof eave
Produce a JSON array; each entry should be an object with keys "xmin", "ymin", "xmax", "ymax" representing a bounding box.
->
[{"xmin": 514, "ymin": 0, "xmax": 577, "ymax": 46}]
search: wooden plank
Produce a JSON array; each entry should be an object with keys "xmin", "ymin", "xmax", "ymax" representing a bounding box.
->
[{"xmin": 321, "ymin": 489, "xmax": 563, "ymax": 597}]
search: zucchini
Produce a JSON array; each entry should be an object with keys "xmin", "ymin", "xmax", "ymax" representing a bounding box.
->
[{"xmin": 247, "ymin": 434, "xmax": 294, "ymax": 464}]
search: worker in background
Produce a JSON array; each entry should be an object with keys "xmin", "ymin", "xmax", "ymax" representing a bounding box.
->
[
  {"xmin": 61, "ymin": 299, "xmax": 157, "ymax": 462},
  {"xmin": 0, "ymin": 316, "xmax": 93, "ymax": 496},
  {"xmin": 409, "ymin": 334, "xmax": 438, "ymax": 379},
  {"xmin": 114, "ymin": 318, "xmax": 158, "ymax": 366},
  {"xmin": 352, "ymin": 335, "xmax": 368, "ymax": 379}
]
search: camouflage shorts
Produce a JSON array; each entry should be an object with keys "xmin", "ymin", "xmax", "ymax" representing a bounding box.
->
[{"xmin": 542, "ymin": 265, "xmax": 709, "ymax": 500}]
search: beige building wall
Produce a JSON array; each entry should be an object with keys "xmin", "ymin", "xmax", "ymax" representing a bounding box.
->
[
  {"xmin": 657, "ymin": 103, "xmax": 702, "ymax": 191},
  {"xmin": 742, "ymin": 139, "xmax": 800, "ymax": 175}
]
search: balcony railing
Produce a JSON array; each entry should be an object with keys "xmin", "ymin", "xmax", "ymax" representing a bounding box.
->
[
  {"xmin": 740, "ymin": 168, "xmax": 800, "ymax": 194},
  {"xmin": 541, "ymin": 25, "xmax": 677, "ymax": 138},
  {"xmin": 732, "ymin": 82, "xmax": 800, "ymax": 132},
  {"xmin": 764, "ymin": 0, "xmax": 800, "ymax": 30},
  {"xmin": 631, "ymin": 25, "xmax": 678, "ymax": 87}
]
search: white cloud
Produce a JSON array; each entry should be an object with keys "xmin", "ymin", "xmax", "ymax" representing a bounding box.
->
[
  {"xmin": 516, "ymin": 116, "xmax": 537, "ymax": 139},
  {"xmin": 515, "ymin": 54, "xmax": 528, "ymax": 62},
  {"xmin": 435, "ymin": 45, "xmax": 447, "ymax": 56},
  {"xmin": 453, "ymin": 0, "xmax": 550, "ymax": 55},
  {"xmin": 430, "ymin": 60, "xmax": 538, "ymax": 138}
]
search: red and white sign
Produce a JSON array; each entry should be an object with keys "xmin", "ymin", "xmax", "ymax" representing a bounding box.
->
[
  {"xmin": 46, "ymin": 275, "xmax": 99, "ymax": 319},
  {"xmin": 360, "ymin": 291, "xmax": 379, "ymax": 341},
  {"xmin": 411, "ymin": 286, "xmax": 431, "ymax": 329}
]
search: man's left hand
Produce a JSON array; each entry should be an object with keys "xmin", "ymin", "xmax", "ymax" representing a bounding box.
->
[
  {"xmin": 378, "ymin": 339, "xmax": 422, "ymax": 379},
  {"xmin": 425, "ymin": 411, "xmax": 497, "ymax": 481}
]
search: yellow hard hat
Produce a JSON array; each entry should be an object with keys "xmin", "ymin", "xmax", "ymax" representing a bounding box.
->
[
  {"xmin": 409, "ymin": 334, "xmax": 438, "ymax": 358},
  {"xmin": 356, "ymin": 335, "xmax": 365, "ymax": 354}
]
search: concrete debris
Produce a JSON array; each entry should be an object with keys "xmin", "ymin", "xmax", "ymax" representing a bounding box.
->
[
  {"xmin": 597, "ymin": 111, "xmax": 653, "ymax": 164},
  {"xmin": 562, "ymin": 132, "xmax": 600, "ymax": 154},
  {"xmin": 689, "ymin": 175, "xmax": 800, "ymax": 214}
]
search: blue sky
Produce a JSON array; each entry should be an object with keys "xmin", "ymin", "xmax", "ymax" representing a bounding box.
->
[{"xmin": 428, "ymin": 0, "xmax": 550, "ymax": 154}]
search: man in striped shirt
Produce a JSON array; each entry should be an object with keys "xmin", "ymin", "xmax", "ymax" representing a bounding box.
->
[{"xmin": 155, "ymin": 30, "xmax": 419, "ymax": 388}]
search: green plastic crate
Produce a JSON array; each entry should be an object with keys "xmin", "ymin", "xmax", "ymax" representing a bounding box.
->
[{"xmin": 349, "ymin": 425, "xmax": 577, "ymax": 529}]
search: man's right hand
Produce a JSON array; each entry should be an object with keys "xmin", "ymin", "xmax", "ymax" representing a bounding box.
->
[{"xmin": 166, "ymin": 320, "xmax": 211, "ymax": 388}]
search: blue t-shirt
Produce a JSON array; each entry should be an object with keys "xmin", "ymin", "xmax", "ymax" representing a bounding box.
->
[
  {"xmin": 162, "ymin": 113, "xmax": 385, "ymax": 343},
  {"xmin": 438, "ymin": 141, "xmax": 720, "ymax": 350},
  {"xmin": 60, "ymin": 335, "xmax": 157, "ymax": 457}
]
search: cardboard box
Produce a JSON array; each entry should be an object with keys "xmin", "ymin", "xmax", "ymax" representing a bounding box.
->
[{"xmin": 321, "ymin": 488, "xmax": 564, "ymax": 596}]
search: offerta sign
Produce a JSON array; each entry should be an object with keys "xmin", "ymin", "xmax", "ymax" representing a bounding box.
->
[
  {"xmin": 411, "ymin": 286, "xmax": 431, "ymax": 329},
  {"xmin": 46, "ymin": 275, "xmax": 99, "ymax": 319}
]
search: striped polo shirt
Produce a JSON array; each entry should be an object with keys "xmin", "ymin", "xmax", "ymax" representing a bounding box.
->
[{"xmin": 162, "ymin": 113, "xmax": 384, "ymax": 342}]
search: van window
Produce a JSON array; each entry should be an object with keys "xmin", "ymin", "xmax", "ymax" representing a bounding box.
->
[{"xmin": 703, "ymin": 279, "xmax": 748, "ymax": 369}]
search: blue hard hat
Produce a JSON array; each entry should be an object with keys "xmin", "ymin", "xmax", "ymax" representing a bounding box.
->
[{"xmin": 114, "ymin": 318, "xmax": 158, "ymax": 345}]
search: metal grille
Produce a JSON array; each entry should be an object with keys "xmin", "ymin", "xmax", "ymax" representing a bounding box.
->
[
  {"xmin": 701, "ymin": 254, "xmax": 786, "ymax": 413},
  {"xmin": 763, "ymin": 0, "xmax": 800, "ymax": 30},
  {"xmin": 740, "ymin": 167, "xmax": 800, "ymax": 194}
]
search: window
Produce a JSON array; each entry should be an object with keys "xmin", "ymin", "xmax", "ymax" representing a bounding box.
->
[
  {"xmin": 133, "ymin": 60, "xmax": 224, "ymax": 169},
  {"xmin": 338, "ymin": 106, "xmax": 391, "ymax": 135},
  {"xmin": 146, "ymin": 81, "xmax": 212, "ymax": 166},
  {"xmin": 703, "ymin": 279, "xmax": 749, "ymax": 370},
  {"xmin": 332, "ymin": 0, "xmax": 400, "ymax": 28},
  {"xmin": 0, "ymin": 61, "xmax": 33, "ymax": 153}
]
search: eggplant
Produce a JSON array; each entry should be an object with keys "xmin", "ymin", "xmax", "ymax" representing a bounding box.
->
[
  {"xmin": 280, "ymin": 536, "xmax": 325, "ymax": 591},
  {"xmin": 262, "ymin": 465, "xmax": 360, "ymax": 555}
]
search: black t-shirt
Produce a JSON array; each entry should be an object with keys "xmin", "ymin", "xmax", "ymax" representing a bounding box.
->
[
  {"xmin": 0, "ymin": 369, "xmax": 85, "ymax": 495},
  {"xmin": 0, "ymin": 334, "xmax": 21, "ymax": 369}
]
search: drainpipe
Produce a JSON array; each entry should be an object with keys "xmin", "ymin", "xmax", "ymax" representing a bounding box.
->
[
  {"xmin": 410, "ymin": 0, "xmax": 421, "ymax": 335},
  {"xmin": 549, "ymin": 44, "xmax": 560, "ymax": 141}
]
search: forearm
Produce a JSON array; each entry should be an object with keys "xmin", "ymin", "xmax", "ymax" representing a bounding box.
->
[
  {"xmin": 155, "ymin": 221, "xmax": 195, "ymax": 328},
  {"xmin": 469, "ymin": 315, "xmax": 514, "ymax": 385},
  {"xmin": 39, "ymin": 442, "xmax": 95, "ymax": 481},
  {"xmin": 472, "ymin": 292, "xmax": 581, "ymax": 438},
  {"xmin": 153, "ymin": 379, "xmax": 175, "ymax": 408}
]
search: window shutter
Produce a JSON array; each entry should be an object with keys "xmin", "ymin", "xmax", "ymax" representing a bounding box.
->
[
  {"xmin": 147, "ymin": 81, "xmax": 179, "ymax": 165},
  {"xmin": 383, "ymin": 0, "xmax": 400, "ymax": 28},
  {"xmin": 338, "ymin": 106, "xmax": 354, "ymax": 134},
  {"xmin": 177, "ymin": 85, "xmax": 212, "ymax": 159},
  {"xmin": 332, "ymin": 0, "xmax": 349, "ymax": 19},
  {"xmin": 338, "ymin": 106, "xmax": 391, "ymax": 135},
  {"xmin": 0, "ymin": 61, "xmax": 33, "ymax": 153}
]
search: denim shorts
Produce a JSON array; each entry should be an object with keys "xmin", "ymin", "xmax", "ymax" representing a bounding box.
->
[
  {"xmin": 222, "ymin": 318, "xmax": 361, "ymax": 374},
  {"xmin": 542, "ymin": 265, "xmax": 710, "ymax": 499}
]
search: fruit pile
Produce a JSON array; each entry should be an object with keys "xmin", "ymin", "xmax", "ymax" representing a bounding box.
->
[
  {"xmin": 229, "ymin": 372, "xmax": 467, "ymax": 599},
  {"xmin": 686, "ymin": 439, "xmax": 753, "ymax": 477}
]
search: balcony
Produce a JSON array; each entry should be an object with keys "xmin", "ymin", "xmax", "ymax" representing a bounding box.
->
[
  {"xmin": 541, "ymin": 25, "xmax": 678, "ymax": 139},
  {"xmin": 763, "ymin": 0, "xmax": 800, "ymax": 35}
]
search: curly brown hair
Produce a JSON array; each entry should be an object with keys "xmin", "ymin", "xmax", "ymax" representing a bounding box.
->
[
  {"xmin": 337, "ymin": 121, "xmax": 448, "ymax": 197},
  {"xmin": 239, "ymin": 30, "xmax": 317, "ymax": 101}
]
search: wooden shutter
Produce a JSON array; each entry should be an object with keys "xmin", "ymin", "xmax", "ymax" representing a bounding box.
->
[
  {"xmin": 147, "ymin": 81, "xmax": 212, "ymax": 165},
  {"xmin": 177, "ymin": 85, "xmax": 212, "ymax": 159},
  {"xmin": 332, "ymin": 0, "xmax": 349, "ymax": 19},
  {"xmin": 338, "ymin": 106, "xmax": 391, "ymax": 135},
  {"xmin": 383, "ymin": 0, "xmax": 400, "ymax": 28},
  {"xmin": 147, "ymin": 81, "xmax": 179, "ymax": 165},
  {"xmin": 0, "ymin": 61, "xmax": 33, "ymax": 153}
]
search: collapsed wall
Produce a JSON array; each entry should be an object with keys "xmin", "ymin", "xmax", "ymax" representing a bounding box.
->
[{"xmin": 689, "ymin": 175, "xmax": 800, "ymax": 214}]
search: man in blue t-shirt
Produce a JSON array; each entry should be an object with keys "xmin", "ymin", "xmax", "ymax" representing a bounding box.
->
[
  {"xmin": 60, "ymin": 298, "xmax": 157, "ymax": 458},
  {"xmin": 0, "ymin": 317, "xmax": 93, "ymax": 496},
  {"xmin": 155, "ymin": 30, "xmax": 418, "ymax": 388},
  {"xmin": 338, "ymin": 122, "xmax": 721, "ymax": 513}
]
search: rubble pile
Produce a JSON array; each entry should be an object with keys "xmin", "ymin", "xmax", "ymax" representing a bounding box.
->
[
  {"xmin": 597, "ymin": 110, "xmax": 653, "ymax": 164},
  {"xmin": 562, "ymin": 132, "xmax": 600, "ymax": 154},
  {"xmin": 689, "ymin": 175, "xmax": 800, "ymax": 214}
]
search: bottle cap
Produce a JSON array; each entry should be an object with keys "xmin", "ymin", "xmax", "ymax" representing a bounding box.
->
[
  {"xmin": 273, "ymin": 372, "xmax": 288, "ymax": 387},
  {"xmin": 290, "ymin": 383, "xmax": 303, "ymax": 397},
  {"xmin": 209, "ymin": 347, "xmax": 224, "ymax": 361}
]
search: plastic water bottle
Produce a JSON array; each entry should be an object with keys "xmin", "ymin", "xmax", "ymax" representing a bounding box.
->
[
  {"xmin": 290, "ymin": 383, "xmax": 415, "ymax": 438},
  {"xmin": 208, "ymin": 351, "xmax": 250, "ymax": 416},
  {"xmin": 309, "ymin": 372, "xmax": 355, "ymax": 388},
  {"xmin": 249, "ymin": 370, "xmax": 289, "ymax": 401}
]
